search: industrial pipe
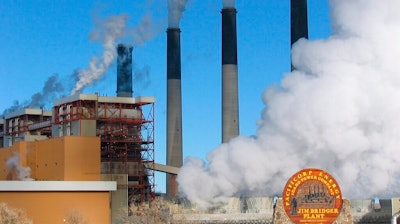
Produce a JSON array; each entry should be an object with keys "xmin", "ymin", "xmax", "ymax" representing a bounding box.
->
[
  {"xmin": 221, "ymin": 7, "xmax": 239, "ymax": 143},
  {"xmin": 166, "ymin": 27, "xmax": 183, "ymax": 197},
  {"xmin": 116, "ymin": 44, "xmax": 133, "ymax": 97},
  {"xmin": 290, "ymin": 0, "xmax": 308, "ymax": 71},
  {"xmin": 392, "ymin": 211, "xmax": 400, "ymax": 224}
]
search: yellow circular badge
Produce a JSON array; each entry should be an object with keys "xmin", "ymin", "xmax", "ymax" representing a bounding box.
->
[{"xmin": 282, "ymin": 168, "xmax": 342, "ymax": 224}]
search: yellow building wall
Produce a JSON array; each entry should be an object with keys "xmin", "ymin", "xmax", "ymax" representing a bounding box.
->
[
  {"xmin": 32, "ymin": 138, "xmax": 64, "ymax": 180},
  {"xmin": 0, "ymin": 136, "xmax": 100, "ymax": 181},
  {"xmin": 64, "ymin": 136, "xmax": 100, "ymax": 180},
  {"xmin": 0, "ymin": 191, "xmax": 111, "ymax": 224},
  {"xmin": 0, "ymin": 141, "xmax": 29, "ymax": 180},
  {"xmin": 26, "ymin": 142, "xmax": 37, "ymax": 179}
]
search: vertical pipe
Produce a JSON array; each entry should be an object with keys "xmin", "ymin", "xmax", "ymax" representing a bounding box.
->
[
  {"xmin": 290, "ymin": 0, "xmax": 308, "ymax": 46},
  {"xmin": 166, "ymin": 28, "xmax": 183, "ymax": 197},
  {"xmin": 116, "ymin": 44, "xmax": 133, "ymax": 97},
  {"xmin": 392, "ymin": 212, "xmax": 400, "ymax": 224},
  {"xmin": 221, "ymin": 7, "xmax": 239, "ymax": 143},
  {"xmin": 290, "ymin": 0, "xmax": 308, "ymax": 71}
]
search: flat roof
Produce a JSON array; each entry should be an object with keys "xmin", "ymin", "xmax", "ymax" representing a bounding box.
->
[
  {"xmin": 4, "ymin": 108, "xmax": 52, "ymax": 120},
  {"xmin": 54, "ymin": 93, "xmax": 155, "ymax": 106},
  {"xmin": 0, "ymin": 181, "xmax": 117, "ymax": 191}
]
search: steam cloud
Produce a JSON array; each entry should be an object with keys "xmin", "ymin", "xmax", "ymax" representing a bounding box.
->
[
  {"xmin": 222, "ymin": 0, "xmax": 235, "ymax": 8},
  {"xmin": 168, "ymin": 0, "xmax": 191, "ymax": 28},
  {"xmin": 6, "ymin": 153, "xmax": 34, "ymax": 181},
  {"xmin": 71, "ymin": 14, "xmax": 128, "ymax": 95},
  {"xmin": 178, "ymin": 0, "xmax": 400, "ymax": 208}
]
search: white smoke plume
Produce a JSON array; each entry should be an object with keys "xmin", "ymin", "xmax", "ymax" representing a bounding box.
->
[
  {"xmin": 178, "ymin": 0, "xmax": 400, "ymax": 208},
  {"xmin": 222, "ymin": 0, "xmax": 235, "ymax": 8},
  {"xmin": 3, "ymin": 12, "xmax": 163, "ymax": 110},
  {"xmin": 129, "ymin": 13, "xmax": 163, "ymax": 46},
  {"xmin": 71, "ymin": 14, "xmax": 128, "ymax": 95},
  {"xmin": 70, "ymin": 12, "xmax": 163, "ymax": 95},
  {"xmin": 168, "ymin": 0, "xmax": 191, "ymax": 28},
  {"xmin": 6, "ymin": 152, "xmax": 34, "ymax": 181}
]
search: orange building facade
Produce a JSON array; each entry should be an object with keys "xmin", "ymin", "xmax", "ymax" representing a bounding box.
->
[
  {"xmin": 0, "ymin": 136, "xmax": 116, "ymax": 224},
  {"xmin": 0, "ymin": 181, "xmax": 116, "ymax": 224},
  {"xmin": 0, "ymin": 136, "xmax": 100, "ymax": 181}
]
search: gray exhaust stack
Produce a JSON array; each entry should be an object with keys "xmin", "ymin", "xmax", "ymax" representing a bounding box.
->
[
  {"xmin": 166, "ymin": 28, "xmax": 183, "ymax": 196},
  {"xmin": 116, "ymin": 44, "xmax": 133, "ymax": 97},
  {"xmin": 290, "ymin": 0, "xmax": 308, "ymax": 70},
  {"xmin": 221, "ymin": 7, "xmax": 239, "ymax": 143}
]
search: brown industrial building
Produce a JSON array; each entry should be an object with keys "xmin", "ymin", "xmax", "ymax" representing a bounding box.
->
[
  {"xmin": 0, "ymin": 93, "xmax": 155, "ymax": 202},
  {"xmin": 0, "ymin": 94, "xmax": 154, "ymax": 223}
]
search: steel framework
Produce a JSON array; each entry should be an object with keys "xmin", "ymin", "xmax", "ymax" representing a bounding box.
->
[
  {"xmin": 52, "ymin": 95, "xmax": 155, "ymax": 203},
  {"xmin": 3, "ymin": 109, "xmax": 52, "ymax": 142}
]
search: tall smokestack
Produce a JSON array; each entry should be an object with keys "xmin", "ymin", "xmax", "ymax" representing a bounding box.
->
[
  {"xmin": 116, "ymin": 44, "xmax": 133, "ymax": 97},
  {"xmin": 166, "ymin": 27, "xmax": 183, "ymax": 197},
  {"xmin": 221, "ymin": 6, "xmax": 239, "ymax": 143},
  {"xmin": 290, "ymin": 0, "xmax": 308, "ymax": 70}
]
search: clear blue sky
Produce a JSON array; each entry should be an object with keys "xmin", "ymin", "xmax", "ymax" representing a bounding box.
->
[{"xmin": 0, "ymin": 0, "xmax": 331, "ymax": 193}]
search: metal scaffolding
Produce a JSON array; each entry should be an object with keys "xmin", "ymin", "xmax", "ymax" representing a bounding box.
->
[
  {"xmin": 2, "ymin": 94, "xmax": 155, "ymax": 203},
  {"xmin": 52, "ymin": 94, "xmax": 155, "ymax": 203}
]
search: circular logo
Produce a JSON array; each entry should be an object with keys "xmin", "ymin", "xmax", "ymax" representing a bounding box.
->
[{"xmin": 282, "ymin": 168, "xmax": 342, "ymax": 224}]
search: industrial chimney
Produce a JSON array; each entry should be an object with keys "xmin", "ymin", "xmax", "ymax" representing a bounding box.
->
[
  {"xmin": 166, "ymin": 27, "xmax": 183, "ymax": 197},
  {"xmin": 290, "ymin": 0, "xmax": 308, "ymax": 70},
  {"xmin": 221, "ymin": 6, "xmax": 239, "ymax": 143},
  {"xmin": 116, "ymin": 44, "xmax": 133, "ymax": 97}
]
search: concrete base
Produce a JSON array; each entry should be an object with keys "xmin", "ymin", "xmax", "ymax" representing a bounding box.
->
[{"xmin": 273, "ymin": 198, "xmax": 353, "ymax": 224}]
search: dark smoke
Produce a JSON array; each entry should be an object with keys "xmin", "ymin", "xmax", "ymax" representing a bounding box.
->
[
  {"xmin": 3, "ymin": 9, "xmax": 164, "ymax": 115},
  {"xmin": 2, "ymin": 101, "xmax": 23, "ymax": 117},
  {"xmin": 29, "ymin": 74, "xmax": 65, "ymax": 108},
  {"xmin": 134, "ymin": 64, "xmax": 151, "ymax": 91},
  {"xmin": 2, "ymin": 74, "xmax": 66, "ymax": 116}
]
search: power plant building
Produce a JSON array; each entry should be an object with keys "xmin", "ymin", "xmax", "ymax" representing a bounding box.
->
[
  {"xmin": 0, "ymin": 93, "xmax": 155, "ymax": 203},
  {"xmin": 2, "ymin": 1, "xmax": 400, "ymax": 223}
]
